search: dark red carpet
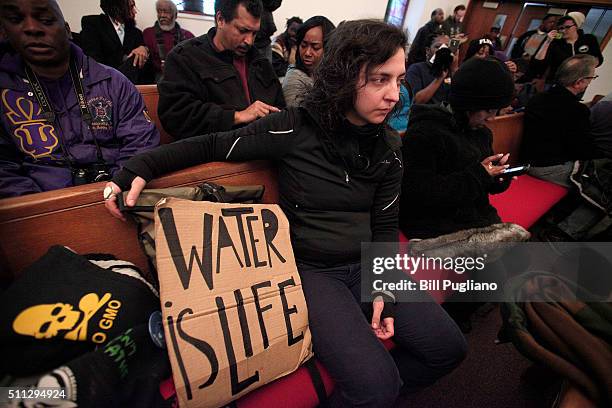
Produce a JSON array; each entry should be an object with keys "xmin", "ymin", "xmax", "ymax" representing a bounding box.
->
[{"xmin": 395, "ymin": 304, "xmax": 560, "ymax": 407}]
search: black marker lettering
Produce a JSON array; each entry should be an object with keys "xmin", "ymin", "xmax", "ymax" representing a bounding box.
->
[
  {"xmin": 234, "ymin": 289, "xmax": 253, "ymax": 357},
  {"xmin": 221, "ymin": 208, "xmax": 254, "ymax": 267},
  {"xmin": 278, "ymin": 277, "xmax": 304, "ymax": 346},
  {"xmin": 217, "ymin": 216, "xmax": 244, "ymax": 275},
  {"xmin": 216, "ymin": 296, "xmax": 259, "ymax": 395},
  {"xmin": 176, "ymin": 308, "xmax": 219, "ymax": 391},
  {"xmin": 251, "ymin": 281, "xmax": 272, "ymax": 349},
  {"xmin": 246, "ymin": 215, "xmax": 266, "ymax": 267},
  {"xmin": 159, "ymin": 209, "xmax": 213, "ymax": 290},
  {"xmin": 261, "ymin": 209, "xmax": 286, "ymax": 266}
]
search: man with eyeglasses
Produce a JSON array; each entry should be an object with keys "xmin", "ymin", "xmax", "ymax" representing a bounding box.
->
[
  {"xmin": 522, "ymin": 54, "xmax": 600, "ymax": 184},
  {"xmin": 532, "ymin": 12, "xmax": 603, "ymax": 85},
  {"xmin": 522, "ymin": 54, "xmax": 604, "ymax": 241}
]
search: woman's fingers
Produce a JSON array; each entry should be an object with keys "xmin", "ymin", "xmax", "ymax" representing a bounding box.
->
[
  {"xmin": 482, "ymin": 153, "xmax": 504, "ymax": 166},
  {"xmin": 377, "ymin": 318, "xmax": 395, "ymax": 340},
  {"xmin": 371, "ymin": 300, "xmax": 384, "ymax": 331},
  {"xmin": 105, "ymin": 194, "xmax": 126, "ymax": 221},
  {"xmin": 103, "ymin": 182, "xmax": 126, "ymax": 221},
  {"xmin": 125, "ymin": 177, "xmax": 147, "ymax": 207},
  {"xmin": 498, "ymin": 153, "xmax": 510, "ymax": 165}
]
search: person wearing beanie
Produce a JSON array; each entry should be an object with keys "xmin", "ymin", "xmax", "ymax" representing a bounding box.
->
[
  {"xmin": 464, "ymin": 38, "xmax": 518, "ymax": 86},
  {"xmin": 532, "ymin": 11, "xmax": 603, "ymax": 84},
  {"xmin": 400, "ymin": 57, "xmax": 515, "ymax": 239},
  {"xmin": 400, "ymin": 57, "xmax": 516, "ymax": 331}
]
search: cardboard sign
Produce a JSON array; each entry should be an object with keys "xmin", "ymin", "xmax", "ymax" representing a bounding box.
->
[{"xmin": 155, "ymin": 198, "xmax": 312, "ymax": 408}]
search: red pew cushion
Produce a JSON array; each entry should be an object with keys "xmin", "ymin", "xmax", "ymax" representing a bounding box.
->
[{"xmin": 490, "ymin": 175, "xmax": 568, "ymax": 228}]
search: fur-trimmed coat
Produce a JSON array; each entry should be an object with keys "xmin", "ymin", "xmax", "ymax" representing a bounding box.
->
[{"xmin": 400, "ymin": 104, "xmax": 511, "ymax": 239}]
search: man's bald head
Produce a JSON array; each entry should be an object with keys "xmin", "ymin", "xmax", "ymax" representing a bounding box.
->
[
  {"xmin": 556, "ymin": 54, "xmax": 597, "ymax": 86},
  {"xmin": 0, "ymin": 0, "xmax": 71, "ymax": 71},
  {"xmin": 431, "ymin": 8, "xmax": 444, "ymax": 23}
]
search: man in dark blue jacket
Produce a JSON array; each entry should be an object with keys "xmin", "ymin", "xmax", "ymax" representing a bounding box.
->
[{"xmin": 0, "ymin": 0, "xmax": 159, "ymax": 197}]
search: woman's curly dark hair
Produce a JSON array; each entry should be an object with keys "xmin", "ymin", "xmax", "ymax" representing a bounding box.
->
[
  {"xmin": 303, "ymin": 20, "xmax": 407, "ymax": 131},
  {"xmin": 100, "ymin": 0, "xmax": 134, "ymax": 25}
]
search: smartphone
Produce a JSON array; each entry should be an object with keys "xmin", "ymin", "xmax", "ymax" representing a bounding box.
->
[
  {"xmin": 450, "ymin": 38, "xmax": 460, "ymax": 52},
  {"xmin": 500, "ymin": 164, "xmax": 530, "ymax": 179},
  {"xmin": 117, "ymin": 192, "xmax": 154, "ymax": 212}
]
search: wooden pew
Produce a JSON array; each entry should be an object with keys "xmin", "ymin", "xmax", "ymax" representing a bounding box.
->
[
  {"xmin": 136, "ymin": 84, "xmax": 175, "ymax": 145},
  {"xmin": 487, "ymin": 112, "xmax": 524, "ymax": 166},
  {"xmin": 0, "ymin": 161, "xmax": 277, "ymax": 287}
]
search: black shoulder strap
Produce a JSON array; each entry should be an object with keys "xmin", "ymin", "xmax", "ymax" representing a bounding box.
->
[{"xmin": 305, "ymin": 357, "xmax": 328, "ymax": 407}]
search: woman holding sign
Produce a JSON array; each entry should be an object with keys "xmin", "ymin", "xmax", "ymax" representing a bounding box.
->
[{"xmin": 105, "ymin": 19, "xmax": 466, "ymax": 407}]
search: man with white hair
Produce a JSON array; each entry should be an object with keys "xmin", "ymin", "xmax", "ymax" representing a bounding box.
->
[{"xmin": 142, "ymin": 0, "xmax": 194, "ymax": 81}]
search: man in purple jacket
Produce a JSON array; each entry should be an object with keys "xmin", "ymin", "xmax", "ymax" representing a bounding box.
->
[{"xmin": 0, "ymin": 0, "xmax": 159, "ymax": 197}]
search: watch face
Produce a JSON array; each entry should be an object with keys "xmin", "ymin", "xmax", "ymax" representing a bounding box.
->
[{"xmin": 103, "ymin": 186, "xmax": 114, "ymax": 200}]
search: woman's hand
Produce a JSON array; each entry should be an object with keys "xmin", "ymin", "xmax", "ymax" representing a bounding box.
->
[
  {"xmin": 437, "ymin": 68, "xmax": 450, "ymax": 81},
  {"xmin": 481, "ymin": 153, "xmax": 509, "ymax": 177},
  {"xmin": 103, "ymin": 177, "xmax": 147, "ymax": 221},
  {"xmin": 546, "ymin": 30, "xmax": 558, "ymax": 42},
  {"xmin": 371, "ymin": 299, "xmax": 394, "ymax": 340},
  {"xmin": 504, "ymin": 60, "xmax": 517, "ymax": 74},
  {"xmin": 128, "ymin": 45, "xmax": 149, "ymax": 68}
]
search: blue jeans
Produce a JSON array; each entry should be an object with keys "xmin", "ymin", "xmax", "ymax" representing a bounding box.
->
[{"xmin": 298, "ymin": 262, "xmax": 467, "ymax": 407}]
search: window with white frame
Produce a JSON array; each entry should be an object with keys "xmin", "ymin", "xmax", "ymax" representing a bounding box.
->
[
  {"xmin": 384, "ymin": 0, "xmax": 410, "ymax": 27},
  {"xmin": 173, "ymin": 0, "xmax": 215, "ymax": 16}
]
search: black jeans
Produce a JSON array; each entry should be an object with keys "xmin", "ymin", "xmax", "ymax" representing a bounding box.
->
[{"xmin": 298, "ymin": 262, "xmax": 467, "ymax": 407}]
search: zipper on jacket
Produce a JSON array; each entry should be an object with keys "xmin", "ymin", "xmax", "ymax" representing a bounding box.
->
[{"xmin": 344, "ymin": 171, "xmax": 349, "ymax": 184}]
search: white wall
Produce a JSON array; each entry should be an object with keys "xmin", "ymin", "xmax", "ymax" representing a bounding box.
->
[
  {"xmin": 272, "ymin": 0, "xmax": 387, "ymax": 34},
  {"xmin": 584, "ymin": 43, "xmax": 612, "ymax": 102},
  {"xmin": 403, "ymin": 0, "xmax": 469, "ymax": 43},
  {"xmin": 58, "ymin": 0, "xmax": 214, "ymax": 36},
  {"xmin": 58, "ymin": 0, "xmax": 387, "ymax": 38}
]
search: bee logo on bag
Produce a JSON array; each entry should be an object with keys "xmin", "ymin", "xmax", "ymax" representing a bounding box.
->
[{"xmin": 13, "ymin": 292, "xmax": 123, "ymax": 343}]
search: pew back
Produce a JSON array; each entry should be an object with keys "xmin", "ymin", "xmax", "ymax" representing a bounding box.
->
[
  {"xmin": 487, "ymin": 112, "xmax": 524, "ymax": 166},
  {"xmin": 0, "ymin": 161, "xmax": 277, "ymax": 287},
  {"xmin": 137, "ymin": 84, "xmax": 174, "ymax": 145}
]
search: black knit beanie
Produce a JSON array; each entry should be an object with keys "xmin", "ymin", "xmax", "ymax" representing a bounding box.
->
[{"xmin": 449, "ymin": 57, "xmax": 514, "ymax": 111}]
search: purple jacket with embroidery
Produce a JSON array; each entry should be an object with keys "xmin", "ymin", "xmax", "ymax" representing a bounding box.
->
[{"xmin": 0, "ymin": 43, "xmax": 159, "ymax": 197}]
